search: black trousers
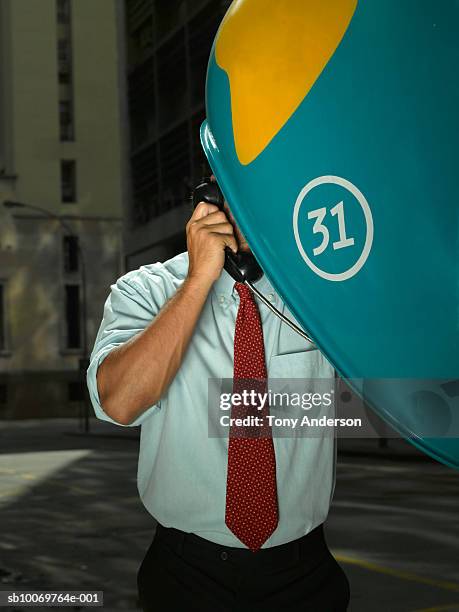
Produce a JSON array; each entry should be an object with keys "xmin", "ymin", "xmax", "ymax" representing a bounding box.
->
[{"xmin": 137, "ymin": 523, "xmax": 350, "ymax": 612}]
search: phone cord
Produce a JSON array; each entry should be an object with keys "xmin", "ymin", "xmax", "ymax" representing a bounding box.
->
[{"xmin": 245, "ymin": 280, "xmax": 316, "ymax": 345}]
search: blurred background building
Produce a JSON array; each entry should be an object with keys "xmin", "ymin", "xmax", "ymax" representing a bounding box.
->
[
  {"xmin": 123, "ymin": 0, "xmax": 231, "ymax": 270},
  {"xmin": 0, "ymin": 0, "xmax": 124, "ymax": 418},
  {"xmin": 0, "ymin": 0, "xmax": 232, "ymax": 419}
]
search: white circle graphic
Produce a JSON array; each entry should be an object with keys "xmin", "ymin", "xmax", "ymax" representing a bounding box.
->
[{"xmin": 292, "ymin": 175, "xmax": 374, "ymax": 282}]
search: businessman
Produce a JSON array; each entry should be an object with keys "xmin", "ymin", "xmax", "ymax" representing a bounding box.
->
[{"xmin": 86, "ymin": 178, "xmax": 350, "ymax": 611}]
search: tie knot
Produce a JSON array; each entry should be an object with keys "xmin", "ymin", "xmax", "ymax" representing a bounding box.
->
[{"xmin": 234, "ymin": 282, "xmax": 253, "ymax": 302}]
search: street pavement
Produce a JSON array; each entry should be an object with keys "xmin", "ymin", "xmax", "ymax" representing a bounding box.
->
[{"xmin": 0, "ymin": 419, "xmax": 457, "ymax": 612}]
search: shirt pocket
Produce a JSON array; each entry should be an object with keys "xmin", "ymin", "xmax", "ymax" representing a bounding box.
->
[
  {"xmin": 269, "ymin": 351, "xmax": 316, "ymax": 379},
  {"xmin": 269, "ymin": 350, "xmax": 335, "ymax": 381}
]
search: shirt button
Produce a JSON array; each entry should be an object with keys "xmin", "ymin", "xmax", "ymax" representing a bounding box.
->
[
  {"xmin": 219, "ymin": 296, "xmax": 225, "ymax": 304},
  {"xmin": 268, "ymin": 293, "xmax": 275, "ymax": 302},
  {"xmin": 220, "ymin": 551, "xmax": 228, "ymax": 561}
]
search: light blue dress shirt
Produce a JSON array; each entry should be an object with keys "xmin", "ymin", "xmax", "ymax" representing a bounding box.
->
[{"xmin": 87, "ymin": 251, "xmax": 336, "ymax": 548}]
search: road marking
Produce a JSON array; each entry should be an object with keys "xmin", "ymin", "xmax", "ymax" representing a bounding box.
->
[{"xmin": 334, "ymin": 553, "xmax": 459, "ymax": 593}]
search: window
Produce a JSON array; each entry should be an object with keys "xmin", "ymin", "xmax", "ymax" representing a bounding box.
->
[
  {"xmin": 57, "ymin": 0, "xmax": 71, "ymax": 24},
  {"xmin": 59, "ymin": 100, "xmax": 74, "ymax": 141},
  {"xmin": 0, "ymin": 284, "xmax": 5, "ymax": 351},
  {"xmin": 58, "ymin": 39, "xmax": 71, "ymax": 82},
  {"xmin": 61, "ymin": 160, "xmax": 76, "ymax": 202},
  {"xmin": 63, "ymin": 235, "xmax": 79, "ymax": 273},
  {"xmin": 58, "ymin": 38, "xmax": 70, "ymax": 62},
  {"xmin": 65, "ymin": 284, "xmax": 81, "ymax": 349}
]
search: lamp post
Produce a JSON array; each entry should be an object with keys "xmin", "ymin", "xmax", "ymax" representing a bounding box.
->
[{"xmin": 3, "ymin": 200, "xmax": 91, "ymax": 432}]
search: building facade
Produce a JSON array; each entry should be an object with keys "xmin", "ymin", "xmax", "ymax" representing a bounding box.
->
[
  {"xmin": 0, "ymin": 0, "xmax": 125, "ymax": 418},
  {"xmin": 123, "ymin": 0, "xmax": 231, "ymax": 270}
]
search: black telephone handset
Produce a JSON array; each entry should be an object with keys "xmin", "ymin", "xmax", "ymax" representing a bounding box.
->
[
  {"xmin": 192, "ymin": 179, "xmax": 264, "ymax": 284},
  {"xmin": 191, "ymin": 179, "xmax": 315, "ymax": 343}
]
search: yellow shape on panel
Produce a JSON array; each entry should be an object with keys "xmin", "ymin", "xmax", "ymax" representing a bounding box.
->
[{"xmin": 215, "ymin": 0, "xmax": 358, "ymax": 165}]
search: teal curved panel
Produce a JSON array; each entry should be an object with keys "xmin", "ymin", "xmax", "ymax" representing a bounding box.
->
[{"xmin": 201, "ymin": 0, "xmax": 459, "ymax": 468}]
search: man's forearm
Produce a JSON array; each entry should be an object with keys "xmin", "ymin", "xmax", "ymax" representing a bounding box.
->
[{"xmin": 97, "ymin": 275, "xmax": 213, "ymax": 425}]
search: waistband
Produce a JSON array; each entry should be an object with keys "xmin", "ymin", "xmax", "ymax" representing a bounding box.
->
[{"xmin": 154, "ymin": 523, "xmax": 328, "ymax": 570}]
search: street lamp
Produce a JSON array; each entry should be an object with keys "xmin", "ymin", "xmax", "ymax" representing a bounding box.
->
[{"xmin": 3, "ymin": 199, "xmax": 91, "ymax": 432}]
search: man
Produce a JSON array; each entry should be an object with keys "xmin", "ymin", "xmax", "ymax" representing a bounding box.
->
[{"xmin": 86, "ymin": 179, "xmax": 350, "ymax": 611}]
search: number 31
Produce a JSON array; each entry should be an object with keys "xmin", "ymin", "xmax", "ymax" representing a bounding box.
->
[{"xmin": 307, "ymin": 201, "xmax": 355, "ymax": 256}]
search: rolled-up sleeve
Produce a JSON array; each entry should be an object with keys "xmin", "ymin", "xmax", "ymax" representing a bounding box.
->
[{"xmin": 86, "ymin": 272, "xmax": 166, "ymax": 427}]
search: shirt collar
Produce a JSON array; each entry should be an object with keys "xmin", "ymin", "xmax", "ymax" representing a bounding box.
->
[
  {"xmin": 212, "ymin": 266, "xmax": 275, "ymax": 299},
  {"xmin": 183, "ymin": 250, "xmax": 278, "ymax": 304}
]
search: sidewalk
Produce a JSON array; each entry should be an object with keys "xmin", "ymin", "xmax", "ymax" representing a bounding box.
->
[
  {"xmin": 1, "ymin": 419, "xmax": 456, "ymax": 612},
  {"xmin": 0, "ymin": 418, "xmax": 148, "ymax": 611}
]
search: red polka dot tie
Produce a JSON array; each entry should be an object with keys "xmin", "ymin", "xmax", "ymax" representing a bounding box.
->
[{"xmin": 225, "ymin": 282, "xmax": 279, "ymax": 551}]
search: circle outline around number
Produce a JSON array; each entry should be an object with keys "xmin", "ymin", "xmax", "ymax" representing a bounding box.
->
[{"xmin": 292, "ymin": 175, "xmax": 374, "ymax": 282}]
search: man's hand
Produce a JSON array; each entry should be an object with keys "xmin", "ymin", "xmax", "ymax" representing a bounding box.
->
[{"xmin": 186, "ymin": 202, "xmax": 238, "ymax": 284}]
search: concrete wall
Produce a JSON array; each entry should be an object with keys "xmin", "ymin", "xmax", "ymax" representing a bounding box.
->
[{"xmin": 0, "ymin": 0, "xmax": 124, "ymax": 418}]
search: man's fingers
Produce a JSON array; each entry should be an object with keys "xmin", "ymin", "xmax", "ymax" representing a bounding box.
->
[
  {"xmin": 205, "ymin": 223, "xmax": 235, "ymax": 236},
  {"xmin": 187, "ymin": 201, "xmax": 237, "ymax": 254},
  {"xmin": 215, "ymin": 233, "xmax": 238, "ymax": 253},
  {"xmin": 197, "ymin": 210, "xmax": 228, "ymax": 226},
  {"xmin": 188, "ymin": 210, "xmax": 230, "ymax": 236},
  {"xmin": 191, "ymin": 201, "xmax": 219, "ymax": 221}
]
